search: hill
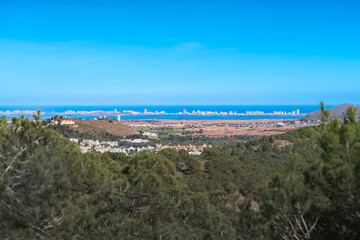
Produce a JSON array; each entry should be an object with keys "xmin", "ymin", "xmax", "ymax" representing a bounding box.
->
[
  {"xmin": 45, "ymin": 116, "xmax": 136, "ymax": 138},
  {"xmin": 301, "ymin": 103, "xmax": 360, "ymax": 121}
]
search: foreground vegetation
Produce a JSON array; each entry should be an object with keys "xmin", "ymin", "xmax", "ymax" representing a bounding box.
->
[{"xmin": 1, "ymin": 105, "xmax": 359, "ymax": 239}]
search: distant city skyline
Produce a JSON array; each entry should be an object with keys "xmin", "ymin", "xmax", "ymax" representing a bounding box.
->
[
  {"xmin": 1, "ymin": 0, "xmax": 360, "ymax": 105},
  {"xmin": 0, "ymin": 108, "xmax": 304, "ymax": 116}
]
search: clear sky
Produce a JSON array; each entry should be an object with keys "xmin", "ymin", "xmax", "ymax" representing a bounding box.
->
[{"xmin": 1, "ymin": 0, "xmax": 359, "ymax": 105}]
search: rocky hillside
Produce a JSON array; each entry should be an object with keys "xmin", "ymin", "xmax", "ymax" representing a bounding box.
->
[
  {"xmin": 302, "ymin": 103, "xmax": 360, "ymax": 121},
  {"xmin": 48, "ymin": 116, "xmax": 136, "ymax": 137}
]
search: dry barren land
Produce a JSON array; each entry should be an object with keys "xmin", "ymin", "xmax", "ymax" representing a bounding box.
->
[{"xmin": 122, "ymin": 119, "xmax": 314, "ymax": 137}]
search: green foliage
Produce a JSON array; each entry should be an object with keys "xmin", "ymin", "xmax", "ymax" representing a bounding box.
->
[
  {"xmin": 303, "ymin": 106, "xmax": 360, "ymax": 239},
  {"xmin": 258, "ymin": 106, "xmax": 360, "ymax": 239},
  {"xmin": 0, "ymin": 116, "xmax": 240, "ymax": 238},
  {"xmin": 158, "ymin": 134, "xmax": 257, "ymax": 146},
  {"xmin": 0, "ymin": 116, "xmax": 87, "ymax": 239},
  {"xmin": 1, "ymin": 104, "xmax": 359, "ymax": 239}
]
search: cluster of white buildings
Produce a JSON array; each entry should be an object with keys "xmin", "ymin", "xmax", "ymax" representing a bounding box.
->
[
  {"xmin": 70, "ymin": 138, "xmax": 155, "ymax": 155},
  {"xmin": 245, "ymin": 110, "xmax": 300, "ymax": 115},
  {"xmin": 0, "ymin": 110, "xmax": 40, "ymax": 115},
  {"xmin": 180, "ymin": 109, "xmax": 302, "ymax": 116},
  {"xmin": 142, "ymin": 132, "xmax": 158, "ymax": 138},
  {"xmin": 121, "ymin": 139, "xmax": 150, "ymax": 143},
  {"xmin": 246, "ymin": 111, "xmax": 265, "ymax": 115},
  {"xmin": 273, "ymin": 109, "xmax": 300, "ymax": 115},
  {"xmin": 2, "ymin": 108, "xmax": 304, "ymax": 117},
  {"xmin": 69, "ymin": 137, "xmax": 205, "ymax": 156},
  {"xmin": 181, "ymin": 109, "xmax": 234, "ymax": 115},
  {"xmin": 156, "ymin": 143, "xmax": 209, "ymax": 153}
]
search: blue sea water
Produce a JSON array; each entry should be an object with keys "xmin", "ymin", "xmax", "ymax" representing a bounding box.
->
[{"xmin": 0, "ymin": 105, "xmax": 334, "ymax": 121}]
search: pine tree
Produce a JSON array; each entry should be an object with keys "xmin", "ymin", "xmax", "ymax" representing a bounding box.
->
[{"xmin": 303, "ymin": 106, "xmax": 360, "ymax": 239}]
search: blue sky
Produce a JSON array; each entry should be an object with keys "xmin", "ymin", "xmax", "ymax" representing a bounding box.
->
[{"xmin": 0, "ymin": 0, "xmax": 359, "ymax": 105}]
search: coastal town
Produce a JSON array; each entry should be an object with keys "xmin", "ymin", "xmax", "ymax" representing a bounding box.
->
[
  {"xmin": 1, "ymin": 112, "xmax": 321, "ymax": 156},
  {"xmin": 69, "ymin": 137, "xmax": 208, "ymax": 156},
  {"xmin": 70, "ymin": 137, "xmax": 156, "ymax": 155},
  {"xmin": 56, "ymin": 116, "xmax": 319, "ymax": 156},
  {"xmin": 2, "ymin": 108, "xmax": 321, "ymax": 157},
  {"xmin": 0, "ymin": 108, "xmax": 305, "ymax": 117}
]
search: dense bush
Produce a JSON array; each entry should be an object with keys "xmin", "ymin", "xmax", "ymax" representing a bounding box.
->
[{"xmin": 1, "ymin": 106, "xmax": 359, "ymax": 239}]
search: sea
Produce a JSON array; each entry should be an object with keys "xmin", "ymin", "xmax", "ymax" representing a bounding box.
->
[{"xmin": 0, "ymin": 105, "xmax": 334, "ymax": 121}]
